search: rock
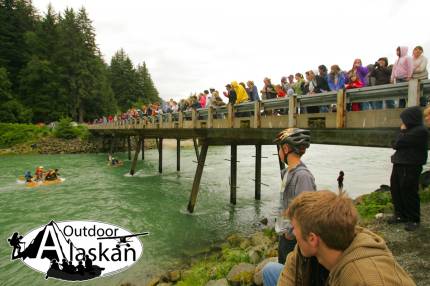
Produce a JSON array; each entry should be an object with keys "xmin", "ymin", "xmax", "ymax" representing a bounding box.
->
[
  {"xmin": 260, "ymin": 217, "xmax": 269, "ymax": 225},
  {"xmin": 226, "ymin": 263, "xmax": 255, "ymax": 285},
  {"xmin": 227, "ymin": 233, "xmax": 243, "ymax": 247},
  {"xmin": 205, "ymin": 278, "xmax": 229, "ymax": 286},
  {"xmin": 159, "ymin": 273, "xmax": 170, "ymax": 282},
  {"xmin": 251, "ymin": 232, "xmax": 271, "ymax": 247},
  {"xmin": 158, "ymin": 283, "xmax": 172, "ymax": 286},
  {"xmin": 168, "ymin": 270, "xmax": 181, "ymax": 282},
  {"xmin": 145, "ymin": 277, "xmax": 159, "ymax": 286},
  {"xmin": 375, "ymin": 213, "xmax": 384, "ymax": 219},
  {"xmin": 248, "ymin": 248, "xmax": 261, "ymax": 264},
  {"xmin": 239, "ymin": 238, "xmax": 251, "ymax": 250},
  {"xmin": 374, "ymin": 184, "xmax": 391, "ymax": 193},
  {"xmin": 253, "ymin": 257, "xmax": 279, "ymax": 285},
  {"xmin": 265, "ymin": 245, "xmax": 278, "ymax": 258}
]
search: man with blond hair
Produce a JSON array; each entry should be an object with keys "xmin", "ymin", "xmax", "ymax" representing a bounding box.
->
[{"xmin": 277, "ymin": 191, "xmax": 416, "ymax": 286}]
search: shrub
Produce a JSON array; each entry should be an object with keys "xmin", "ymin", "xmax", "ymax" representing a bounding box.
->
[
  {"xmin": 54, "ymin": 117, "xmax": 77, "ymax": 139},
  {"xmin": 0, "ymin": 123, "xmax": 49, "ymax": 147}
]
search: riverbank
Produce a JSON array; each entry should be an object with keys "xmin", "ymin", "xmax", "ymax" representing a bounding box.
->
[
  {"xmin": 0, "ymin": 122, "xmax": 162, "ymax": 155},
  {"xmin": 133, "ymin": 187, "xmax": 430, "ymax": 286}
]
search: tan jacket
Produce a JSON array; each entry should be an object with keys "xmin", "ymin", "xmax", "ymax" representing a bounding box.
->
[{"xmin": 278, "ymin": 227, "xmax": 416, "ymax": 286}]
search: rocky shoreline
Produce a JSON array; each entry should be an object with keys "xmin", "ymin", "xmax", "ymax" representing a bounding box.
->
[
  {"xmin": 122, "ymin": 187, "xmax": 430, "ymax": 286},
  {"xmin": 0, "ymin": 136, "xmax": 157, "ymax": 155}
]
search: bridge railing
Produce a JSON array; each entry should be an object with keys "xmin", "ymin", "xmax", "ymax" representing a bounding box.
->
[{"xmin": 89, "ymin": 79, "xmax": 429, "ymax": 130}]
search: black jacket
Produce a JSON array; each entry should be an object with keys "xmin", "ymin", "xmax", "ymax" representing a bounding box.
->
[
  {"xmin": 370, "ymin": 66, "xmax": 391, "ymax": 85},
  {"xmin": 391, "ymin": 107, "xmax": 428, "ymax": 165}
]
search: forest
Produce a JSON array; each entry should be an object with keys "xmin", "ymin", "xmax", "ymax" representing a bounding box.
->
[{"xmin": 0, "ymin": 0, "xmax": 160, "ymax": 123}]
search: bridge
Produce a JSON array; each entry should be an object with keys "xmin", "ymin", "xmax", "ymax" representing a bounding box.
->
[{"xmin": 88, "ymin": 79, "xmax": 430, "ymax": 212}]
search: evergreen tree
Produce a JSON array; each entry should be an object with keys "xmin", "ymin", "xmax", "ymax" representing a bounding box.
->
[
  {"xmin": 0, "ymin": 67, "xmax": 32, "ymax": 122},
  {"xmin": 0, "ymin": 0, "xmax": 35, "ymax": 89},
  {"xmin": 137, "ymin": 62, "xmax": 160, "ymax": 103},
  {"xmin": 109, "ymin": 49, "xmax": 140, "ymax": 111}
]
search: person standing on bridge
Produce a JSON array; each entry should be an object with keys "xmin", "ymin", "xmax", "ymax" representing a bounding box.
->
[
  {"xmin": 389, "ymin": 106, "xmax": 428, "ymax": 231},
  {"xmin": 262, "ymin": 128, "xmax": 316, "ymax": 286}
]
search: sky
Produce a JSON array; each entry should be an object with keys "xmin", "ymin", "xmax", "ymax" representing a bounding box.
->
[{"xmin": 32, "ymin": 0, "xmax": 430, "ymax": 102}]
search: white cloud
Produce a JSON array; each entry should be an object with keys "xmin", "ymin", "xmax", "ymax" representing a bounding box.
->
[{"xmin": 33, "ymin": 0, "xmax": 430, "ymax": 102}]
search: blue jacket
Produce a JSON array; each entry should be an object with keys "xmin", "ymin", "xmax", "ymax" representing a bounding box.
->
[{"xmin": 328, "ymin": 72, "xmax": 347, "ymax": 91}]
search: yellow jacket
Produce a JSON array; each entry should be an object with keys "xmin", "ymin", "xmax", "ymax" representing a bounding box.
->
[{"xmin": 231, "ymin": 81, "xmax": 249, "ymax": 104}]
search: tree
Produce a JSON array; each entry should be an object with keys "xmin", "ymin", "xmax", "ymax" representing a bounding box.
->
[
  {"xmin": 109, "ymin": 49, "xmax": 141, "ymax": 110},
  {"xmin": 137, "ymin": 62, "xmax": 160, "ymax": 103},
  {"xmin": 0, "ymin": 67, "xmax": 32, "ymax": 122},
  {"xmin": 0, "ymin": 0, "xmax": 36, "ymax": 89}
]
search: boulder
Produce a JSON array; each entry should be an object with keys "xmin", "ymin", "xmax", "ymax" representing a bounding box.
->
[
  {"xmin": 251, "ymin": 232, "xmax": 271, "ymax": 247},
  {"xmin": 248, "ymin": 248, "xmax": 261, "ymax": 264},
  {"xmin": 205, "ymin": 278, "xmax": 229, "ymax": 286},
  {"xmin": 145, "ymin": 277, "xmax": 159, "ymax": 286},
  {"xmin": 239, "ymin": 238, "xmax": 251, "ymax": 250},
  {"xmin": 227, "ymin": 263, "xmax": 255, "ymax": 285},
  {"xmin": 168, "ymin": 270, "xmax": 181, "ymax": 282},
  {"xmin": 227, "ymin": 234, "xmax": 243, "ymax": 247},
  {"xmin": 253, "ymin": 257, "xmax": 279, "ymax": 285},
  {"xmin": 260, "ymin": 217, "xmax": 269, "ymax": 225}
]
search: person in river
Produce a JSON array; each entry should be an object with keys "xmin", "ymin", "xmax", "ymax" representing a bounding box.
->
[
  {"xmin": 277, "ymin": 190, "xmax": 415, "ymax": 286},
  {"xmin": 45, "ymin": 169, "xmax": 59, "ymax": 181},
  {"xmin": 262, "ymin": 128, "xmax": 316, "ymax": 286},
  {"xmin": 389, "ymin": 106, "xmax": 428, "ymax": 231},
  {"xmin": 337, "ymin": 170, "xmax": 344, "ymax": 191},
  {"xmin": 24, "ymin": 170, "xmax": 32, "ymax": 182},
  {"xmin": 35, "ymin": 166, "xmax": 44, "ymax": 181}
]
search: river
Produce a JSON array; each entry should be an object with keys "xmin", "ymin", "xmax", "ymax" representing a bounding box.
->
[{"xmin": 1, "ymin": 143, "xmax": 427, "ymax": 285}]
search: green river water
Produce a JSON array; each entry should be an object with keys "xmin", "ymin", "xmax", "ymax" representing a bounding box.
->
[{"xmin": 0, "ymin": 143, "xmax": 424, "ymax": 286}]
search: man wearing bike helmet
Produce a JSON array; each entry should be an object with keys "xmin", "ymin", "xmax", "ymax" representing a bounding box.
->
[{"xmin": 262, "ymin": 128, "xmax": 317, "ymax": 286}]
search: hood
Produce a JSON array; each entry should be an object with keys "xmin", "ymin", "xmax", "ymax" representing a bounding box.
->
[
  {"xmin": 398, "ymin": 46, "xmax": 409, "ymax": 57},
  {"xmin": 231, "ymin": 81, "xmax": 238, "ymax": 88},
  {"xmin": 330, "ymin": 228, "xmax": 391, "ymax": 279},
  {"xmin": 400, "ymin": 106, "xmax": 423, "ymax": 128}
]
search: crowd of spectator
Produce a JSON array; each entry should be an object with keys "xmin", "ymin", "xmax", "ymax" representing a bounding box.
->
[{"xmin": 93, "ymin": 45, "xmax": 428, "ymax": 124}]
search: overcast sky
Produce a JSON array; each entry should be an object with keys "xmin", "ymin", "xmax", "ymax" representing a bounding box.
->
[{"xmin": 32, "ymin": 0, "xmax": 430, "ymax": 102}]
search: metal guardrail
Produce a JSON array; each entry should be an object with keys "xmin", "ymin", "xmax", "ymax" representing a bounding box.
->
[{"xmin": 89, "ymin": 80, "xmax": 428, "ymax": 129}]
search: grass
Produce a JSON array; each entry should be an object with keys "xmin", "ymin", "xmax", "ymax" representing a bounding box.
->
[
  {"xmin": 356, "ymin": 187, "xmax": 430, "ymax": 222},
  {"xmin": 176, "ymin": 246, "xmax": 250, "ymax": 286}
]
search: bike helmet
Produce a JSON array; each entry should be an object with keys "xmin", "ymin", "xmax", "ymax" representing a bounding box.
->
[{"xmin": 274, "ymin": 128, "xmax": 311, "ymax": 154}]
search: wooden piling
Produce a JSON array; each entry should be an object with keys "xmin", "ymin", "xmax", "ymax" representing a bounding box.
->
[
  {"xmin": 336, "ymin": 89, "xmax": 346, "ymax": 128},
  {"xmin": 176, "ymin": 138, "xmax": 180, "ymax": 171},
  {"xmin": 158, "ymin": 138, "xmax": 163, "ymax": 173},
  {"xmin": 141, "ymin": 137, "xmax": 145, "ymax": 160},
  {"xmin": 130, "ymin": 137, "xmax": 143, "ymax": 176},
  {"xmin": 193, "ymin": 138, "xmax": 200, "ymax": 159},
  {"xmin": 255, "ymin": 144, "xmax": 261, "ymax": 200},
  {"xmin": 187, "ymin": 142, "xmax": 209, "ymax": 213},
  {"xmin": 127, "ymin": 136, "xmax": 131, "ymax": 160},
  {"xmin": 230, "ymin": 144, "xmax": 237, "ymax": 205}
]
